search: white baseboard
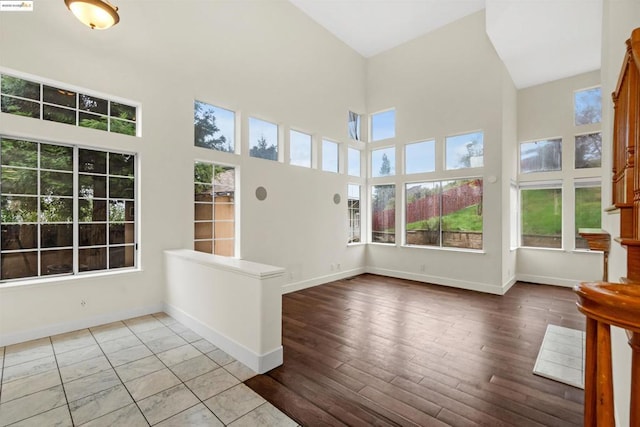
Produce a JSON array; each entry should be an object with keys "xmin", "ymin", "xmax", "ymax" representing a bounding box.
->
[
  {"xmin": 282, "ymin": 267, "xmax": 366, "ymax": 294},
  {"xmin": 516, "ymin": 274, "xmax": 578, "ymax": 288},
  {"xmin": 365, "ymin": 266, "xmax": 506, "ymax": 295},
  {"xmin": 0, "ymin": 303, "xmax": 164, "ymax": 347},
  {"xmin": 164, "ymin": 303, "xmax": 282, "ymax": 374},
  {"xmin": 502, "ymin": 276, "xmax": 517, "ymax": 294}
]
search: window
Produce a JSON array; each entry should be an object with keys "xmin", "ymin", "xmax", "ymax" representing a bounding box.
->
[
  {"xmin": 348, "ymin": 147, "xmax": 361, "ymax": 177},
  {"xmin": 348, "ymin": 111, "xmax": 361, "ymax": 141},
  {"xmin": 575, "ymin": 87, "xmax": 601, "ymax": 126},
  {"xmin": 510, "ymin": 183, "xmax": 518, "ymax": 249},
  {"xmin": 575, "ymin": 184, "xmax": 602, "ymax": 249},
  {"xmin": 194, "ymin": 101, "xmax": 234, "ymax": 152},
  {"xmin": 371, "ymin": 147, "xmax": 395, "ymax": 177},
  {"xmin": 249, "ymin": 117, "xmax": 278, "ymax": 161},
  {"xmin": 371, "ymin": 184, "xmax": 395, "ymax": 243},
  {"xmin": 370, "ymin": 109, "xmax": 395, "ymax": 142},
  {"xmin": 405, "ymin": 179, "xmax": 483, "ymax": 250},
  {"xmin": 520, "ymin": 138, "xmax": 562, "ymax": 173},
  {"xmin": 348, "ymin": 184, "xmax": 361, "ymax": 243},
  {"xmin": 194, "ymin": 162, "xmax": 235, "ymax": 256},
  {"xmin": 289, "ymin": 130, "xmax": 311, "ymax": 168},
  {"xmin": 405, "ymin": 140, "xmax": 435, "ymax": 174},
  {"xmin": 521, "ymin": 186, "xmax": 562, "ymax": 249},
  {"xmin": 1, "ymin": 137, "xmax": 137, "ymax": 281},
  {"xmin": 575, "ymin": 132, "xmax": 602, "ymax": 169},
  {"xmin": 322, "ymin": 139, "xmax": 339, "ymax": 173},
  {"xmin": 1, "ymin": 73, "xmax": 138, "ymax": 136},
  {"xmin": 445, "ymin": 131, "xmax": 483, "ymax": 170}
]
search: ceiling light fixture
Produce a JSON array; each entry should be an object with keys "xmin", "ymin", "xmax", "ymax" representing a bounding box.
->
[{"xmin": 64, "ymin": 0, "xmax": 120, "ymax": 30}]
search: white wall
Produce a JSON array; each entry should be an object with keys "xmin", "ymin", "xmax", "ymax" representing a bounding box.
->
[
  {"xmin": 364, "ymin": 11, "xmax": 512, "ymax": 294},
  {"xmin": 516, "ymin": 71, "xmax": 603, "ymax": 287},
  {"xmin": 0, "ymin": 1, "xmax": 366, "ymax": 343},
  {"xmin": 600, "ymin": 1, "xmax": 640, "ymax": 424}
]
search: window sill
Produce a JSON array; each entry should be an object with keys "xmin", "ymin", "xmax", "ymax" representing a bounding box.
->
[
  {"xmin": 401, "ymin": 244, "xmax": 485, "ymax": 254},
  {"xmin": 0, "ymin": 268, "xmax": 142, "ymax": 290}
]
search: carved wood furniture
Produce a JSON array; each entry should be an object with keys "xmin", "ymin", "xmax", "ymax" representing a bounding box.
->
[{"xmin": 574, "ymin": 27, "xmax": 640, "ymax": 427}]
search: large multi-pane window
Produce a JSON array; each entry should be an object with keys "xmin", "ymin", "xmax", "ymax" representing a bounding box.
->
[
  {"xmin": 322, "ymin": 139, "xmax": 339, "ymax": 173},
  {"xmin": 290, "ymin": 130, "xmax": 311, "ymax": 168},
  {"xmin": 0, "ymin": 73, "xmax": 137, "ymax": 136},
  {"xmin": 520, "ymin": 186, "xmax": 562, "ymax": 249},
  {"xmin": 575, "ymin": 184, "xmax": 602, "ymax": 249},
  {"xmin": 370, "ymin": 109, "xmax": 395, "ymax": 142},
  {"xmin": 405, "ymin": 140, "xmax": 435, "ymax": 174},
  {"xmin": 371, "ymin": 184, "xmax": 395, "ymax": 243},
  {"xmin": 348, "ymin": 184, "xmax": 361, "ymax": 244},
  {"xmin": 0, "ymin": 137, "xmax": 137, "ymax": 281},
  {"xmin": 445, "ymin": 131, "xmax": 483, "ymax": 170},
  {"xmin": 194, "ymin": 162, "xmax": 235, "ymax": 257},
  {"xmin": 194, "ymin": 100, "xmax": 235, "ymax": 152},
  {"xmin": 405, "ymin": 179, "xmax": 483, "ymax": 250},
  {"xmin": 371, "ymin": 147, "xmax": 395, "ymax": 177},
  {"xmin": 249, "ymin": 117, "xmax": 278, "ymax": 161}
]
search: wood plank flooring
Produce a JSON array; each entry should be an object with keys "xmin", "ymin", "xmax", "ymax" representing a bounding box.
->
[{"xmin": 245, "ymin": 274, "xmax": 585, "ymax": 426}]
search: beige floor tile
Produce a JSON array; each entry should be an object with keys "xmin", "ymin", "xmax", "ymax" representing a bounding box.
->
[
  {"xmin": 229, "ymin": 402, "xmax": 297, "ymax": 427},
  {"xmin": 0, "ymin": 385, "xmax": 66, "ymax": 426},
  {"xmin": 59, "ymin": 355, "xmax": 111, "ymax": 383},
  {"xmin": 145, "ymin": 335, "xmax": 187, "ymax": 354},
  {"xmin": 169, "ymin": 354, "xmax": 219, "ymax": 382},
  {"xmin": 51, "ymin": 329, "xmax": 96, "ymax": 354},
  {"xmin": 4, "ymin": 338, "xmax": 53, "ymax": 368},
  {"xmin": 115, "ymin": 355, "xmax": 165, "ymax": 382},
  {"xmin": 124, "ymin": 315, "xmax": 165, "ymax": 334},
  {"xmin": 2, "ymin": 355, "xmax": 57, "ymax": 383},
  {"xmin": 204, "ymin": 384, "xmax": 265, "ymax": 424},
  {"xmin": 224, "ymin": 360, "xmax": 257, "ymax": 382},
  {"xmin": 68, "ymin": 384, "xmax": 133, "ymax": 425},
  {"xmin": 80, "ymin": 402, "xmax": 148, "ymax": 427},
  {"xmin": 8, "ymin": 405, "xmax": 72, "ymax": 427},
  {"xmin": 185, "ymin": 368, "xmax": 239, "ymax": 400},
  {"xmin": 206, "ymin": 349, "xmax": 235, "ymax": 366},
  {"xmin": 99, "ymin": 335, "xmax": 142, "ymax": 355},
  {"xmin": 152, "ymin": 312, "xmax": 178, "ymax": 326},
  {"xmin": 55, "ymin": 344, "xmax": 103, "ymax": 368},
  {"xmin": 64, "ymin": 368, "xmax": 121, "ymax": 402},
  {"xmin": 135, "ymin": 326, "xmax": 176, "ymax": 344},
  {"xmin": 124, "ymin": 368, "xmax": 181, "ymax": 401},
  {"xmin": 105, "ymin": 344, "xmax": 153, "ymax": 367},
  {"xmin": 137, "ymin": 384, "xmax": 199, "ymax": 425},
  {"xmin": 155, "ymin": 403, "xmax": 223, "ymax": 427},
  {"xmin": 191, "ymin": 339, "xmax": 218, "ymax": 354},
  {"xmin": 0, "ymin": 368, "xmax": 61, "ymax": 404},
  {"xmin": 90, "ymin": 322, "xmax": 134, "ymax": 344},
  {"xmin": 157, "ymin": 344, "xmax": 201, "ymax": 366}
]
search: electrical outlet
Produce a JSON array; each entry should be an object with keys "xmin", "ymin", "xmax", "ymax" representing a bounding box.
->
[{"xmin": 80, "ymin": 300, "xmax": 87, "ymax": 307}]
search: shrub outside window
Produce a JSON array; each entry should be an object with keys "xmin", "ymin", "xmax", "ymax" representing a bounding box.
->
[
  {"xmin": 249, "ymin": 117, "xmax": 278, "ymax": 161},
  {"xmin": 574, "ymin": 87, "xmax": 602, "ymax": 126},
  {"xmin": 520, "ymin": 138, "xmax": 562, "ymax": 173},
  {"xmin": 405, "ymin": 140, "xmax": 435, "ymax": 174},
  {"xmin": 1, "ymin": 73, "xmax": 137, "ymax": 136},
  {"xmin": 348, "ymin": 184, "xmax": 361, "ymax": 244},
  {"xmin": 194, "ymin": 162, "xmax": 235, "ymax": 257},
  {"xmin": 290, "ymin": 130, "xmax": 311, "ymax": 168},
  {"xmin": 1, "ymin": 137, "xmax": 137, "ymax": 281},
  {"xmin": 371, "ymin": 184, "xmax": 395, "ymax": 244},
  {"xmin": 371, "ymin": 147, "xmax": 395, "ymax": 177},
  {"xmin": 194, "ymin": 101, "xmax": 235, "ymax": 152},
  {"xmin": 322, "ymin": 140, "xmax": 339, "ymax": 173},
  {"xmin": 445, "ymin": 131, "xmax": 483, "ymax": 170},
  {"xmin": 370, "ymin": 109, "xmax": 395, "ymax": 142},
  {"xmin": 521, "ymin": 186, "xmax": 562, "ymax": 249},
  {"xmin": 575, "ymin": 132, "xmax": 602, "ymax": 169}
]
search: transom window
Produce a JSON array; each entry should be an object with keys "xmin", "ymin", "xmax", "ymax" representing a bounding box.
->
[
  {"xmin": 575, "ymin": 132, "xmax": 602, "ymax": 169},
  {"xmin": 370, "ymin": 109, "xmax": 395, "ymax": 142},
  {"xmin": 574, "ymin": 87, "xmax": 602, "ymax": 126},
  {"xmin": 322, "ymin": 139, "xmax": 339, "ymax": 173},
  {"xmin": 194, "ymin": 100, "xmax": 235, "ymax": 152},
  {"xmin": 371, "ymin": 147, "xmax": 395, "ymax": 177},
  {"xmin": 348, "ymin": 147, "xmax": 361, "ymax": 177},
  {"xmin": 348, "ymin": 111, "xmax": 361, "ymax": 141},
  {"xmin": 0, "ymin": 73, "xmax": 138, "ymax": 136},
  {"xmin": 290, "ymin": 130, "xmax": 312, "ymax": 168},
  {"xmin": 1, "ymin": 137, "xmax": 137, "ymax": 281},
  {"xmin": 520, "ymin": 138, "xmax": 562, "ymax": 173},
  {"xmin": 249, "ymin": 117, "xmax": 278, "ymax": 161},
  {"xmin": 405, "ymin": 140, "xmax": 435, "ymax": 174},
  {"xmin": 445, "ymin": 131, "xmax": 484, "ymax": 170}
]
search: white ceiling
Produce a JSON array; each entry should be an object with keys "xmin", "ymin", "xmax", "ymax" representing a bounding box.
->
[{"xmin": 288, "ymin": 0, "xmax": 603, "ymax": 88}]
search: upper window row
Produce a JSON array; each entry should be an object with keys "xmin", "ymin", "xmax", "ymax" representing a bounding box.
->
[
  {"xmin": 520, "ymin": 132, "xmax": 601, "ymax": 174},
  {"xmin": 0, "ymin": 74, "xmax": 138, "ymax": 137},
  {"xmin": 574, "ymin": 87, "xmax": 601, "ymax": 126}
]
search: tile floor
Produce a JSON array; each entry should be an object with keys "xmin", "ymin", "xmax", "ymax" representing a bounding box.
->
[
  {"xmin": 0, "ymin": 313, "xmax": 298, "ymax": 426},
  {"xmin": 532, "ymin": 324, "xmax": 586, "ymax": 389}
]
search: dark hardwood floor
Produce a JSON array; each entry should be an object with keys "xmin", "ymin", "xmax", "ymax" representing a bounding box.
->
[{"xmin": 246, "ymin": 274, "xmax": 585, "ymax": 426}]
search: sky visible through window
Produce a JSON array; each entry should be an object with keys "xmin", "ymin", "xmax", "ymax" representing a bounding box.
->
[
  {"xmin": 249, "ymin": 117, "xmax": 278, "ymax": 160},
  {"xmin": 445, "ymin": 131, "xmax": 483, "ymax": 170},
  {"xmin": 371, "ymin": 110, "xmax": 395, "ymax": 141},
  {"xmin": 323, "ymin": 140, "xmax": 339, "ymax": 173},
  {"xmin": 574, "ymin": 87, "xmax": 601, "ymax": 126},
  {"xmin": 372, "ymin": 146, "xmax": 395, "ymax": 177},
  {"xmin": 290, "ymin": 130, "xmax": 311, "ymax": 167},
  {"xmin": 348, "ymin": 147, "xmax": 361, "ymax": 176},
  {"xmin": 405, "ymin": 140, "xmax": 435, "ymax": 174}
]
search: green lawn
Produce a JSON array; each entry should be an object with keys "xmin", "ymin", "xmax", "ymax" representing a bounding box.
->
[{"xmin": 406, "ymin": 204, "xmax": 482, "ymax": 232}]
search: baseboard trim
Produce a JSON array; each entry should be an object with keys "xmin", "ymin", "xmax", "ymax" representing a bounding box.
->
[
  {"xmin": 163, "ymin": 303, "xmax": 282, "ymax": 374},
  {"xmin": 282, "ymin": 267, "xmax": 366, "ymax": 294},
  {"xmin": 0, "ymin": 303, "xmax": 164, "ymax": 347},
  {"xmin": 365, "ymin": 267, "xmax": 506, "ymax": 295},
  {"xmin": 502, "ymin": 276, "xmax": 517, "ymax": 294},
  {"xmin": 516, "ymin": 274, "xmax": 578, "ymax": 288}
]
